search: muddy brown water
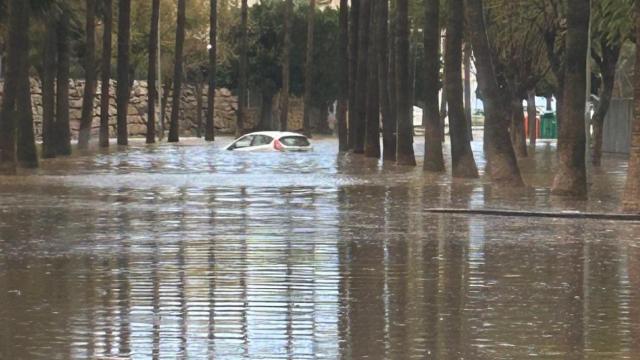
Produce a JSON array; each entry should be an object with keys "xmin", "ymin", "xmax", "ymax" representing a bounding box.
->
[{"xmin": 1, "ymin": 136, "xmax": 639, "ymax": 359}]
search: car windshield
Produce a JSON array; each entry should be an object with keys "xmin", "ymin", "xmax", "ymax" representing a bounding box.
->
[{"xmin": 280, "ymin": 136, "xmax": 310, "ymax": 147}]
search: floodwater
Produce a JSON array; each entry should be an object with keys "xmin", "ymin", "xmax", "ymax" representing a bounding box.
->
[{"xmin": 0, "ymin": 136, "xmax": 639, "ymax": 359}]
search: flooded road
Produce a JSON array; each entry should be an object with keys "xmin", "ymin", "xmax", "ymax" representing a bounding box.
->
[{"xmin": 1, "ymin": 136, "xmax": 639, "ymax": 359}]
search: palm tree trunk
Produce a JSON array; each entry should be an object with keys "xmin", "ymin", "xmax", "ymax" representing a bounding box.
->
[
  {"xmin": 592, "ymin": 43, "xmax": 620, "ymax": 166},
  {"xmin": 99, "ymin": 0, "xmax": 113, "ymax": 148},
  {"xmin": 79, "ymin": 0, "xmax": 98, "ymax": 149},
  {"xmin": 353, "ymin": 0, "xmax": 370, "ymax": 153},
  {"xmin": 466, "ymin": 0, "xmax": 522, "ymax": 185},
  {"xmin": 552, "ymin": 0, "xmax": 589, "ymax": 197},
  {"xmin": 379, "ymin": 0, "xmax": 395, "ymax": 161},
  {"xmin": 42, "ymin": 17, "xmax": 58, "ymax": 158},
  {"xmin": 56, "ymin": 11, "xmax": 72, "ymax": 156},
  {"xmin": 347, "ymin": 0, "xmax": 359, "ymax": 149},
  {"xmin": 446, "ymin": 0, "xmax": 477, "ymax": 177},
  {"xmin": 205, "ymin": 0, "xmax": 217, "ymax": 141},
  {"xmin": 116, "ymin": 0, "xmax": 131, "ymax": 146},
  {"xmin": 622, "ymin": 1, "xmax": 640, "ymax": 212},
  {"xmin": 423, "ymin": 0, "xmax": 444, "ymax": 172},
  {"xmin": 280, "ymin": 0, "xmax": 292, "ymax": 132},
  {"xmin": 364, "ymin": 1, "xmax": 380, "ymax": 158},
  {"xmin": 302, "ymin": 0, "xmax": 316, "ymax": 137},
  {"xmin": 395, "ymin": 0, "xmax": 416, "ymax": 165},
  {"xmin": 337, "ymin": 0, "xmax": 349, "ymax": 151},
  {"xmin": 168, "ymin": 0, "xmax": 186, "ymax": 143},
  {"xmin": 237, "ymin": 0, "xmax": 248, "ymax": 136},
  {"xmin": 146, "ymin": 0, "xmax": 160, "ymax": 144},
  {"xmin": 527, "ymin": 89, "xmax": 537, "ymax": 147}
]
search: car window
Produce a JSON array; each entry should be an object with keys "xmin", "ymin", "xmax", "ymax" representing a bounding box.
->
[
  {"xmin": 280, "ymin": 136, "xmax": 310, "ymax": 147},
  {"xmin": 251, "ymin": 135, "xmax": 274, "ymax": 146},
  {"xmin": 233, "ymin": 135, "xmax": 254, "ymax": 149}
]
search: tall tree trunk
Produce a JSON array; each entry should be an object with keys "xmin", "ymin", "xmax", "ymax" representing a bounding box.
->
[
  {"xmin": 337, "ymin": 0, "xmax": 349, "ymax": 151},
  {"xmin": 353, "ymin": 0, "xmax": 370, "ymax": 153},
  {"xmin": 388, "ymin": 0, "xmax": 398, "ymax": 157},
  {"xmin": 99, "ymin": 0, "xmax": 113, "ymax": 148},
  {"xmin": 622, "ymin": 2, "xmax": 640, "ymax": 212},
  {"xmin": 464, "ymin": 41, "xmax": 473, "ymax": 141},
  {"xmin": 423, "ymin": 0, "xmax": 444, "ymax": 172},
  {"xmin": 364, "ymin": 1, "xmax": 380, "ymax": 158},
  {"xmin": 237, "ymin": 0, "xmax": 248, "ymax": 136},
  {"xmin": 146, "ymin": 0, "xmax": 160, "ymax": 144},
  {"xmin": 56, "ymin": 11, "xmax": 72, "ymax": 156},
  {"xmin": 257, "ymin": 91, "xmax": 274, "ymax": 131},
  {"xmin": 2, "ymin": 0, "xmax": 38, "ymax": 169},
  {"xmin": 379, "ymin": 0, "xmax": 395, "ymax": 161},
  {"xmin": 527, "ymin": 89, "xmax": 537, "ymax": 147},
  {"xmin": 169, "ymin": 0, "xmax": 186, "ymax": 142},
  {"xmin": 510, "ymin": 97, "xmax": 528, "ymax": 157},
  {"xmin": 205, "ymin": 0, "xmax": 217, "ymax": 141},
  {"xmin": 395, "ymin": 0, "xmax": 416, "ymax": 166},
  {"xmin": 116, "ymin": 0, "xmax": 131, "ymax": 146},
  {"xmin": 446, "ymin": 0, "xmax": 477, "ymax": 177},
  {"xmin": 303, "ymin": 0, "xmax": 316, "ymax": 137},
  {"xmin": 347, "ymin": 0, "xmax": 359, "ymax": 149},
  {"xmin": 592, "ymin": 43, "xmax": 621, "ymax": 166},
  {"xmin": 552, "ymin": 0, "xmax": 589, "ymax": 197},
  {"xmin": 0, "ymin": 3, "xmax": 19, "ymax": 171},
  {"xmin": 466, "ymin": 0, "xmax": 522, "ymax": 185},
  {"xmin": 42, "ymin": 17, "xmax": 58, "ymax": 158},
  {"xmin": 195, "ymin": 81, "xmax": 204, "ymax": 137},
  {"xmin": 280, "ymin": 0, "xmax": 292, "ymax": 132},
  {"xmin": 79, "ymin": 0, "xmax": 98, "ymax": 149}
]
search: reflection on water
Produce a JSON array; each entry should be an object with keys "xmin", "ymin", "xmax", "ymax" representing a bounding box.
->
[{"xmin": 0, "ymin": 137, "xmax": 639, "ymax": 359}]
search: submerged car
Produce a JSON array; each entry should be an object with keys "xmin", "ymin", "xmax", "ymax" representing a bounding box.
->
[{"xmin": 225, "ymin": 131, "xmax": 313, "ymax": 152}]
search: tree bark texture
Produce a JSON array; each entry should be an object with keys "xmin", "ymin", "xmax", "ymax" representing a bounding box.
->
[
  {"xmin": 337, "ymin": 0, "xmax": 349, "ymax": 151},
  {"xmin": 364, "ymin": 1, "xmax": 380, "ymax": 158},
  {"xmin": 280, "ymin": 0, "xmax": 293, "ymax": 132},
  {"xmin": 56, "ymin": 11, "xmax": 72, "ymax": 156},
  {"xmin": 116, "ymin": 0, "xmax": 131, "ymax": 146},
  {"xmin": 168, "ymin": 0, "xmax": 186, "ymax": 142},
  {"xmin": 527, "ymin": 89, "xmax": 537, "ymax": 147},
  {"xmin": 237, "ymin": 0, "xmax": 248, "ymax": 136},
  {"xmin": 146, "ymin": 0, "xmax": 160, "ymax": 144},
  {"xmin": 99, "ymin": 0, "xmax": 113, "ymax": 148},
  {"xmin": 42, "ymin": 17, "xmax": 58, "ymax": 158},
  {"xmin": 353, "ymin": 0, "xmax": 370, "ymax": 153},
  {"xmin": 511, "ymin": 97, "xmax": 528, "ymax": 158},
  {"xmin": 206, "ymin": 0, "xmax": 217, "ymax": 141},
  {"xmin": 302, "ymin": 0, "xmax": 316, "ymax": 137},
  {"xmin": 592, "ymin": 43, "xmax": 620, "ymax": 166},
  {"xmin": 347, "ymin": 0, "xmax": 359, "ymax": 149},
  {"xmin": 379, "ymin": 0, "xmax": 395, "ymax": 161},
  {"xmin": 395, "ymin": 0, "xmax": 416, "ymax": 166},
  {"xmin": 79, "ymin": 0, "xmax": 98, "ymax": 149}
]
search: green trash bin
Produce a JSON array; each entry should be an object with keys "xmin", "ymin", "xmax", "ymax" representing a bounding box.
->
[{"xmin": 540, "ymin": 112, "xmax": 557, "ymax": 139}]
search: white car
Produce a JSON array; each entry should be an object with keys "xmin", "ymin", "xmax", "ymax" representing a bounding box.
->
[{"xmin": 225, "ymin": 131, "xmax": 313, "ymax": 152}]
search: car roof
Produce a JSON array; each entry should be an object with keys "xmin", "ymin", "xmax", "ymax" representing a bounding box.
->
[{"xmin": 244, "ymin": 131, "xmax": 307, "ymax": 138}]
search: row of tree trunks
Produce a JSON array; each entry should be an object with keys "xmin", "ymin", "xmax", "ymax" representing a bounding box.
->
[
  {"xmin": 116, "ymin": 0, "xmax": 131, "ymax": 146},
  {"xmin": 146, "ymin": 0, "xmax": 160, "ymax": 144},
  {"xmin": 622, "ymin": 2, "xmax": 640, "ymax": 212},
  {"xmin": 466, "ymin": 0, "xmax": 523, "ymax": 186},
  {"xmin": 302, "ymin": 0, "xmax": 316, "ymax": 137},
  {"xmin": 337, "ymin": 0, "xmax": 349, "ymax": 151},
  {"xmin": 99, "ymin": 0, "xmax": 113, "ymax": 148},
  {"xmin": 551, "ymin": 0, "xmax": 590, "ymax": 197},
  {"xmin": 168, "ymin": 0, "xmax": 186, "ymax": 143},
  {"xmin": 422, "ymin": 0, "xmax": 444, "ymax": 172},
  {"xmin": 445, "ymin": 0, "xmax": 477, "ymax": 177},
  {"xmin": 395, "ymin": 0, "xmax": 416, "ymax": 165},
  {"xmin": 206, "ymin": 0, "xmax": 218, "ymax": 141}
]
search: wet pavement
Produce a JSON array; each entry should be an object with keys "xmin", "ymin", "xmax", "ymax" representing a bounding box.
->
[{"xmin": 0, "ymin": 136, "xmax": 639, "ymax": 359}]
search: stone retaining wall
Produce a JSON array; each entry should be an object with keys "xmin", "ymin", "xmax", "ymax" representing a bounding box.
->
[{"xmin": 4, "ymin": 79, "xmax": 305, "ymax": 139}]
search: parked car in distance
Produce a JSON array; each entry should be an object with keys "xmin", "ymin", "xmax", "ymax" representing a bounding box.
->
[{"xmin": 225, "ymin": 131, "xmax": 313, "ymax": 152}]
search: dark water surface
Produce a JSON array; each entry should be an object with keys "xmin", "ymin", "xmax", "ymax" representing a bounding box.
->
[{"xmin": 1, "ymin": 137, "xmax": 639, "ymax": 359}]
